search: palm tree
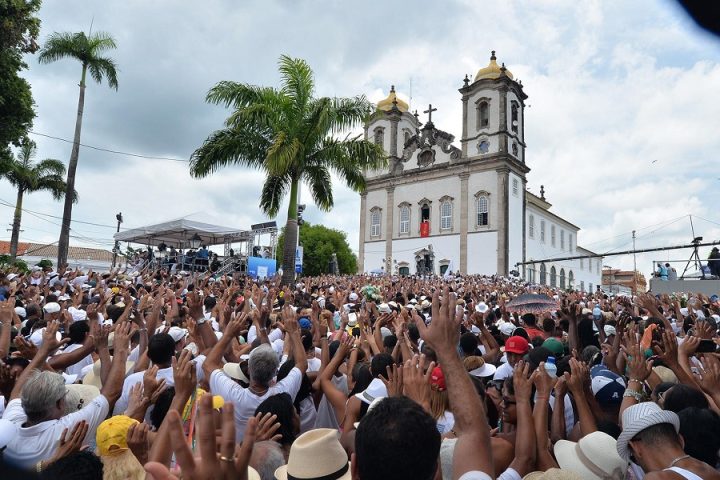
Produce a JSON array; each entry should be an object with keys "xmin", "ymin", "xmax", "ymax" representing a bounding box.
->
[
  {"xmin": 38, "ymin": 31, "xmax": 118, "ymax": 267},
  {"xmin": 191, "ymin": 55, "xmax": 386, "ymax": 285},
  {"xmin": 0, "ymin": 139, "xmax": 75, "ymax": 259}
]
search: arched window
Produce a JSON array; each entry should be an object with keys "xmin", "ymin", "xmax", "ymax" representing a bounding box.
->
[
  {"xmin": 511, "ymin": 101, "xmax": 519, "ymax": 133},
  {"xmin": 373, "ymin": 127, "xmax": 384, "ymax": 147},
  {"xmin": 399, "ymin": 205, "xmax": 410, "ymax": 234},
  {"xmin": 568, "ymin": 271, "xmax": 574, "ymax": 289},
  {"xmin": 560, "ymin": 268, "xmax": 566, "ymax": 289},
  {"xmin": 403, "ymin": 130, "xmax": 411, "ymax": 145},
  {"xmin": 479, "ymin": 101, "xmax": 489, "ymax": 128},
  {"xmin": 476, "ymin": 195, "xmax": 489, "ymax": 227},
  {"xmin": 440, "ymin": 201, "xmax": 452, "ymax": 230},
  {"xmin": 540, "ymin": 263, "xmax": 547, "ymax": 285},
  {"xmin": 529, "ymin": 215, "xmax": 535, "ymax": 238},
  {"xmin": 370, "ymin": 208, "xmax": 381, "ymax": 237},
  {"xmin": 477, "ymin": 140, "xmax": 490, "ymax": 154},
  {"xmin": 550, "ymin": 266, "xmax": 557, "ymax": 287},
  {"xmin": 512, "ymin": 142, "xmax": 518, "ymax": 156}
]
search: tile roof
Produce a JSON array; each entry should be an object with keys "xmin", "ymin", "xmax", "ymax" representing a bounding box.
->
[{"xmin": 0, "ymin": 241, "xmax": 113, "ymax": 262}]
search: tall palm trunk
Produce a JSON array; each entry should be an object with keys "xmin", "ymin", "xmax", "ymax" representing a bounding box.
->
[
  {"xmin": 281, "ymin": 179, "xmax": 299, "ymax": 285},
  {"xmin": 9, "ymin": 188, "xmax": 24, "ymax": 260},
  {"xmin": 57, "ymin": 64, "xmax": 86, "ymax": 267}
]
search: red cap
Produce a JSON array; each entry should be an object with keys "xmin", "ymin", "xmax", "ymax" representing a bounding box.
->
[
  {"xmin": 505, "ymin": 335, "xmax": 529, "ymax": 355},
  {"xmin": 430, "ymin": 366, "xmax": 446, "ymax": 391}
]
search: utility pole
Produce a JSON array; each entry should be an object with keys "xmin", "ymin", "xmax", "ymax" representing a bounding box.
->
[
  {"xmin": 112, "ymin": 212, "xmax": 123, "ymax": 268},
  {"xmin": 632, "ymin": 230, "xmax": 637, "ymax": 299}
]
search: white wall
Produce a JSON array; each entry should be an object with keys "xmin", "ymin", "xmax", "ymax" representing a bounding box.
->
[
  {"xmin": 508, "ymin": 172, "xmax": 524, "ymax": 272},
  {"xmin": 466, "ymin": 89, "xmax": 500, "ymax": 141},
  {"xmin": 467, "ymin": 231, "xmax": 499, "ymax": 274},
  {"xmin": 466, "ymin": 171, "xmax": 498, "ymax": 231},
  {"xmin": 392, "ymin": 177, "xmax": 461, "ymax": 237},
  {"xmin": 362, "ymin": 235, "xmax": 461, "ymax": 275}
]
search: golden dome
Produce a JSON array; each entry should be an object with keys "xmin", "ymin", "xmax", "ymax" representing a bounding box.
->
[
  {"xmin": 377, "ymin": 85, "xmax": 409, "ymax": 112},
  {"xmin": 474, "ymin": 51, "xmax": 514, "ymax": 82}
]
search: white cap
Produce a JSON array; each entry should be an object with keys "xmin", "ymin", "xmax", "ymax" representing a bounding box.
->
[
  {"xmin": 349, "ymin": 292, "xmax": 359, "ymax": 302},
  {"xmin": 167, "ymin": 326, "xmax": 187, "ymax": 343},
  {"xmin": 14, "ymin": 306, "xmax": 26, "ymax": 318},
  {"xmin": 43, "ymin": 302, "xmax": 61, "ymax": 314}
]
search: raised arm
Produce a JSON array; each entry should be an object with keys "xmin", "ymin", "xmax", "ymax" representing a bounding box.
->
[
  {"xmin": 417, "ymin": 288, "xmax": 494, "ymax": 479},
  {"xmin": 10, "ymin": 320, "xmax": 68, "ymax": 399},
  {"xmin": 282, "ymin": 305, "xmax": 308, "ymax": 374},
  {"xmin": 203, "ymin": 313, "xmax": 246, "ymax": 380},
  {"xmin": 0, "ymin": 299, "xmax": 14, "ymax": 360},
  {"xmin": 101, "ymin": 320, "xmax": 131, "ymax": 410},
  {"xmin": 535, "ymin": 365, "xmax": 560, "ymax": 470},
  {"xmin": 508, "ymin": 361, "xmax": 536, "ymax": 477}
]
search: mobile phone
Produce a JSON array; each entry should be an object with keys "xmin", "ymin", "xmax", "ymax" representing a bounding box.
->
[
  {"xmin": 697, "ymin": 339, "xmax": 717, "ymax": 353},
  {"xmin": 348, "ymin": 312, "xmax": 357, "ymax": 324}
]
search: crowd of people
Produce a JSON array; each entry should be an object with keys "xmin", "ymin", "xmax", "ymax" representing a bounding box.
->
[{"xmin": 0, "ymin": 264, "xmax": 720, "ymax": 480}]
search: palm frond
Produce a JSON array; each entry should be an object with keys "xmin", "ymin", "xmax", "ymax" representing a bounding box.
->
[
  {"xmin": 259, "ymin": 172, "xmax": 292, "ymax": 217},
  {"xmin": 190, "ymin": 126, "xmax": 270, "ymax": 178},
  {"xmin": 88, "ymin": 57, "xmax": 119, "ymax": 89},
  {"xmin": 265, "ymin": 133, "xmax": 301, "ymax": 174},
  {"xmin": 302, "ymin": 165, "xmax": 333, "ymax": 211},
  {"xmin": 278, "ymin": 55, "xmax": 315, "ymax": 113},
  {"xmin": 87, "ymin": 32, "xmax": 117, "ymax": 54},
  {"xmin": 31, "ymin": 159, "xmax": 66, "ymax": 178},
  {"xmin": 326, "ymin": 96, "xmax": 374, "ymax": 133},
  {"xmin": 37, "ymin": 32, "xmax": 85, "ymax": 64}
]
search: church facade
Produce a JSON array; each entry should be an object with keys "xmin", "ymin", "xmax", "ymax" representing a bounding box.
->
[{"xmin": 358, "ymin": 52, "xmax": 603, "ymax": 291}]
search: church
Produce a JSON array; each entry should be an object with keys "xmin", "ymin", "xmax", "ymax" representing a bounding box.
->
[{"xmin": 358, "ymin": 52, "xmax": 603, "ymax": 292}]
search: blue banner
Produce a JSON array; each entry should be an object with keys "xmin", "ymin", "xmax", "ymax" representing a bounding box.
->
[{"xmin": 247, "ymin": 256, "xmax": 277, "ymax": 279}]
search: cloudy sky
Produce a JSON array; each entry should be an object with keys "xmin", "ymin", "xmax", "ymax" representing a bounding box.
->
[{"xmin": 3, "ymin": 0, "xmax": 720, "ymax": 278}]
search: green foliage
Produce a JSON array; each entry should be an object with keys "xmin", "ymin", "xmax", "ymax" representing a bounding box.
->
[
  {"xmin": 36, "ymin": 258, "xmax": 52, "ymax": 269},
  {"xmin": 276, "ymin": 222, "xmax": 356, "ymax": 276},
  {"xmin": 38, "ymin": 31, "xmax": 119, "ymax": 89},
  {"xmin": 0, "ymin": 255, "xmax": 29, "ymax": 274},
  {"xmin": 0, "ymin": 0, "xmax": 42, "ymax": 163},
  {"xmin": 0, "ymin": 139, "xmax": 72, "ymax": 199}
]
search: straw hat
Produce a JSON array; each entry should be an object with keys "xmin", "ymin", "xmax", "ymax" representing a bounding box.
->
[
  {"xmin": 616, "ymin": 402, "xmax": 680, "ymax": 461},
  {"xmin": 523, "ymin": 469, "xmax": 582, "ymax": 480},
  {"xmin": 82, "ymin": 358, "xmax": 136, "ymax": 388},
  {"xmin": 464, "ymin": 355, "xmax": 497, "ymax": 378},
  {"xmin": 223, "ymin": 362, "xmax": 250, "ymax": 384},
  {"xmin": 274, "ymin": 428, "xmax": 351, "ymax": 480},
  {"xmin": 64, "ymin": 384, "xmax": 101, "ymax": 415},
  {"xmin": 554, "ymin": 431, "xmax": 627, "ymax": 479}
]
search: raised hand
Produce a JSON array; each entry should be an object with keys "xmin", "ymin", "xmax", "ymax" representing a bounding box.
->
[
  {"xmin": 513, "ymin": 360, "xmax": 532, "ymax": 402},
  {"xmin": 697, "ymin": 355, "xmax": 720, "ymax": 397},
  {"xmin": 622, "ymin": 343, "xmax": 653, "ymax": 382},
  {"xmin": 416, "ymin": 287, "xmax": 460, "ymax": 352},
  {"xmin": 253, "ymin": 412, "xmax": 282, "ymax": 443},
  {"xmin": 173, "ymin": 350, "xmax": 197, "ymax": 402},
  {"xmin": 380, "ymin": 363, "xmax": 404, "ymax": 397},
  {"xmin": 46, "ymin": 420, "xmax": 89, "ymax": 467},
  {"xmin": 402, "ymin": 354, "xmax": 434, "ymax": 412},
  {"xmin": 532, "ymin": 362, "xmax": 557, "ymax": 399},
  {"xmin": 127, "ymin": 421, "xmax": 150, "ymax": 465}
]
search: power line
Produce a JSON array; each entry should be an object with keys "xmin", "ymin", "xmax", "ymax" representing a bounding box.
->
[
  {"xmin": 28, "ymin": 130, "xmax": 190, "ymax": 163},
  {"xmin": 0, "ymin": 198, "xmax": 131, "ymax": 230}
]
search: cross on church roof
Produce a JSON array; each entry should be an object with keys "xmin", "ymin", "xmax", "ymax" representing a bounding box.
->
[{"xmin": 424, "ymin": 104, "xmax": 437, "ymax": 124}]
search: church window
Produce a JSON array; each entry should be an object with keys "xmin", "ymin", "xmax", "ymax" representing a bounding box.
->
[
  {"xmin": 511, "ymin": 101, "xmax": 519, "ymax": 133},
  {"xmin": 478, "ymin": 140, "xmax": 490, "ymax": 154},
  {"xmin": 512, "ymin": 142, "xmax": 518, "ymax": 157},
  {"xmin": 399, "ymin": 205, "xmax": 410, "ymax": 234},
  {"xmin": 370, "ymin": 208, "xmax": 381, "ymax": 238},
  {"xmin": 550, "ymin": 266, "xmax": 557, "ymax": 287},
  {"xmin": 403, "ymin": 130, "xmax": 411, "ymax": 145},
  {"xmin": 560, "ymin": 230, "xmax": 565, "ymax": 250},
  {"xmin": 440, "ymin": 264, "xmax": 449, "ymax": 275},
  {"xmin": 529, "ymin": 215, "xmax": 535, "ymax": 238},
  {"xmin": 589, "ymin": 282, "xmax": 593, "ymax": 292},
  {"xmin": 569, "ymin": 234, "xmax": 573, "ymax": 253},
  {"xmin": 540, "ymin": 221, "xmax": 546, "ymax": 242},
  {"xmin": 476, "ymin": 195, "xmax": 489, "ymax": 227},
  {"xmin": 440, "ymin": 201, "xmax": 452, "ymax": 230},
  {"xmin": 580, "ymin": 280, "xmax": 585, "ymax": 292},
  {"xmin": 568, "ymin": 271, "xmax": 574, "ymax": 288},
  {"xmin": 551, "ymin": 225, "xmax": 556, "ymax": 247},
  {"xmin": 580, "ymin": 257, "xmax": 584, "ymax": 270},
  {"xmin": 373, "ymin": 127, "xmax": 385, "ymax": 147},
  {"xmin": 478, "ymin": 101, "xmax": 489, "ymax": 128},
  {"xmin": 560, "ymin": 268, "xmax": 566, "ymax": 289},
  {"xmin": 399, "ymin": 266, "xmax": 410, "ymax": 276},
  {"xmin": 512, "ymin": 178, "xmax": 519, "ymax": 196},
  {"xmin": 540, "ymin": 263, "xmax": 547, "ymax": 285}
]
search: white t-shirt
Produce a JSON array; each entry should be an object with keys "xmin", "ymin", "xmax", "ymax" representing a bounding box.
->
[
  {"xmin": 493, "ymin": 362, "xmax": 513, "ymax": 381},
  {"xmin": 298, "ymin": 396, "xmax": 317, "ymax": 433},
  {"xmin": 2, "ymin": 395, "xmax": 109, "ymax": 468},
  {"xmin": 314, "ymin": 373, "xmax": 347, "ymax": 430},
  {"xmin": 61, "ymin": 343, "xmax": 94, "ymax": 378},
  {"xmin": 209, "ymin": 367, "xmax": 302, "ymax": 442},
  {"xmin": 436, "ymin": 411, "xmax": 455, "ymax": 435},
  {"xmin": 112, "ymin": 366, "xmax": 175, "ymax": 417},
  {"xmin": 247, "ymin": 325, "xmax": 284, "ymax": 344}
]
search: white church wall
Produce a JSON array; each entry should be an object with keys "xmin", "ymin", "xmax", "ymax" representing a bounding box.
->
[
  {"xmin": 508, "ymin": 172, "xmax": 524, "ymax": 272},
  {"xmin": 392, "ymin": 177, "xmax": 461, "ymax": 237},
  {"xmin": 506, "ymin": 91, "xmax": 524, "ymax": 163},
  {"xmin": 467, "ymin": 231, "xmax": 499, "ymax": 274},
  {"xmin": 364, "ymin": 118, "xmax": 392, "ymax": 178},
  {"xmin": 467, "ymin": 172, "xmax": 498, "ymax": 231},
  {"xmin": 365, "ymin": 189, "xmax": 387, "ymax": 242},
  {"xmin": 466, "ymin": 90, "xmax": 500, "ymax": 137},
  {"xmin": 362, "ymin": 235, "xmax": 461, "ymax": 275},
  {"xmin": 362, "ymin": 241, "xmax": 387, "ymax": 273}
]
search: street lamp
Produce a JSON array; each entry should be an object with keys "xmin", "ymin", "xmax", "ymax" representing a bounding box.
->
[{"xmin": 190, "ymin": 233, "xmax": 202, "ymax": 249}]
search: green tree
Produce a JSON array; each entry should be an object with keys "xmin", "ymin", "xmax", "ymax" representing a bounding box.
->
[
  {"xmin": 0, "ymin": 0, "xmax": 42, "ymax": 164},
  {"xmin": 0, "ymin": 139, "xmax": 75, "ymax": 258},
  {"xmin": 276, "ymin": 222, "xmax": 356, "ymax": 276},
  {"xmin": 190, "ymin": 55, "xmax": 385, "ymax": 285},
  {"xmin": 38, "ymin": 30, "xmax": 119, "ymax": 267}
]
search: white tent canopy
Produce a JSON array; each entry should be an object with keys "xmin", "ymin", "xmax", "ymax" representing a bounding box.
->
[{"xmin": 114, "ymin": 217, "xmax": 249, "ymax": 248}]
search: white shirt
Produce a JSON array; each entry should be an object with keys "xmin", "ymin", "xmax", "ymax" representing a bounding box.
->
[
  {"xmin": 113, "ymin": 366, "xmax": 174, "ymax": 417},
  {"xmin": 247, "ymin": 325, "xmax": 284, "ymax": 344},
  {"xmin": 2, "ymin": 395, "xmax": 109, "ymax": 468},
  {"xmin": 298, "ymin": 396, "xmax": 317, "ymax": 433},
  {"xmin": 314, "ymin": 373, "xmax": 347, "ymax": 430},
  {"xmin": 61, "ymin": 343, "xmax": 94, "ymax": 378},
  {"xmin": 209, "ymin": 367, "xmax": 302, "ymax": 442},
  {"xmin": 493, "ymin": 362, "xmax": 513, "ymax": 381},
  {"xmin": 436, "ymin": 411, "xmax": 455, "ymax": 435}
]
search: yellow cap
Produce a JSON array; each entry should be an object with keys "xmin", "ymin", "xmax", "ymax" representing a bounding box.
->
[
  {"xmin": 111, "ymin": 287, "xmax": 120, "ymax": 294},
  {"xmin": 96, "ymin": 415, "xmax": 138, "ymax": 456}
]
